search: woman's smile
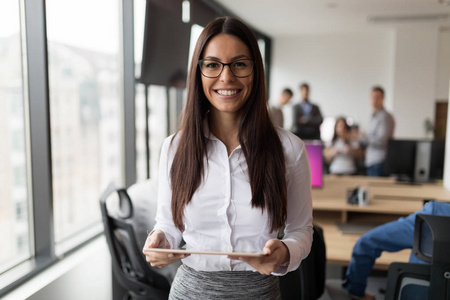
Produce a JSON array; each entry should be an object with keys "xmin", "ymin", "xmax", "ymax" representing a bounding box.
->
[{"xmin": 214, "ymin": 89, "xmax": 241, "ymax": 97}]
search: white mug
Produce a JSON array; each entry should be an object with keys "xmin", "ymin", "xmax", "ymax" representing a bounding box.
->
[{"xmin": 358, "ymin": 188, "xmax": 369, "ymax": 206}]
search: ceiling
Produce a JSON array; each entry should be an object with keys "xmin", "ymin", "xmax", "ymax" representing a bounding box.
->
[{"xmin": 214, "ymin": 0, "xmax": 450, "ymax": 37}]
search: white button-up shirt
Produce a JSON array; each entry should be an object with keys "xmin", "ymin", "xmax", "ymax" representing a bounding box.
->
[{"xmin": 153, "ymin": 125, "xmax": 313, "ymax": 275}]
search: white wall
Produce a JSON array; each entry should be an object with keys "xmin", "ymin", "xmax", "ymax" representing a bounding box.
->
[
  {"xmin": 446, "ymin": 103, "xmax": 450, "ymax": 190},
  {"xmin": 437, "ymin": 29, "xmax": 450, "ymax": 101},
  {"xmin": 445, "ymin": 77, "xmax": 450, "ymax": 189},
  {"xmin": 443, "ymin": 32, "xmax": 450, "ymax": 189},
  {"xmin": 270, "ymin": 31, "xmax": 395, "ymax": 132},
  {"xmin": 270, "ymin": 27, "xmax": 449, "ymax": 139},
  {"xmin": 391, "ymin": 26, "xmax": 439, "ymax": 139}
]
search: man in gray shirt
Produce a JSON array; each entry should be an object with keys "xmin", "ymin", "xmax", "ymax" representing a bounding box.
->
[{"xmin": 361, "ymin": 86, "xmax": 395, "ymax": 176}]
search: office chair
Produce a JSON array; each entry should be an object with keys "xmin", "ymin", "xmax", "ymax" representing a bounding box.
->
[
  {"xmin": 279, "ymin": 224, "xmax": 326, "ymax": 300},
  {"xmin": 385, "ymin": 214, "xmax": 450, "ymax": 300},
  {"xmin": 100, "ymin": 185, "xmax": 172, "ymax": 300}
]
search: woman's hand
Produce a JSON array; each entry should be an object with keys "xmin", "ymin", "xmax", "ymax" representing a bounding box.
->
[
  {"xmin": 323, "ymin": 147, "xmax": 337, "ymax": 163},
  {"xmin": 342, "ymin": 144, "xmax": 351, "ymax": 154},
  {"xmin": 228, "ymin": 239, "xmax": 290, "ymax": 275},
  {"xmin": 142, "ymin": 230, "xmax": 188, "ymax": 268}
]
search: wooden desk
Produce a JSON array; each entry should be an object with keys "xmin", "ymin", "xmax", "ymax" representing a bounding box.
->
[{"xmin": 312, "ymin": 175, "xmax": 450, "ymax": 270}]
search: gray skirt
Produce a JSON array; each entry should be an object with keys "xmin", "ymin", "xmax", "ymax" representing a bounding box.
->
[{"xmin": 169, "ymin": 264, "xmax": 281, "ymax": 300}]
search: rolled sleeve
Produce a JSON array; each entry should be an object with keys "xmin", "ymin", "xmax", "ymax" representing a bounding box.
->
[{"xmin": 273, "ymin": 140, "xmax": 313, "ymax": 275}]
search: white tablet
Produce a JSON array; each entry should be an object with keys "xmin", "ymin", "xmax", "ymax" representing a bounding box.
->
[{"xmin": 144, "ymin": 248, "xmax": 265, "ymax": 257}]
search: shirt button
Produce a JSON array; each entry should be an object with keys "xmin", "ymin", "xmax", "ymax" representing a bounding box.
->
[
  {"xmin": 226, "ymin": 246, "xmax": 232, "ymax": 252},
  {"xmin": 224, "ymin": 197, "xmax": 229, "ymax": 203},
  {"xmin": 224, "ymin": 171, "xmax": 229, "ymax": 176}
]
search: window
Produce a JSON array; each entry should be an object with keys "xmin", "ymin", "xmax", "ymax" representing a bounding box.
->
[
  {"xmin": 0, "ymin": 0, "xmax": 32, "ymax": 273},
  {"xmin": 15, "ymin": 202, "xmax": 26, "ymax": 222},
  {"xmin": 135, "ymin": 84, "xmax": 169, "ymax": 181},
  {"xmin": 135, "ymin": 83, "xmax": 149, "ymax": 181},
  {"xmin": 258, "ymin": 39, "xmax": 266, "ymax": 66},
  {"xmin": 46, "ymin": 0, "xmax": 123, "ymax": 249},
  {"xmin": 134, "ymin": 0, "xmax": 170, "ymax": 181},
  {"xmin": 134, "ymin": 9, "xmax": 205, "ymax": 181}
]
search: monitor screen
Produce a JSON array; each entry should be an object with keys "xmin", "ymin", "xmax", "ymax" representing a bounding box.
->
[
  {"xmin": 384, "ymin": 139, "xmax": 417, "ymax": 181},
  {"xmin": 385, "ymin": 139, "xmax": 446, "ymax": 182},
  {"xmin": 429, "ymin": 140, "xmax": 445, "ymax": 180},
  {"xmin": 304, "ymin": 141, "xmax": 323, "ymax": 188}
]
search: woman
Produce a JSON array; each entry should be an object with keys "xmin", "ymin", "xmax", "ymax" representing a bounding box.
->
[
  {"xmin": 323, "ymin": 117, "xmax": 362, "ymax": 175},
  {"xmin": 143, "ymin": 17, "xmax": 313, "ymax": 299}
]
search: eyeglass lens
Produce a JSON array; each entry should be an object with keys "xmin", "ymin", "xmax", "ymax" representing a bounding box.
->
[{"xmin": 199, "ymin": 59, "xmax": 253, "ymax": 78}]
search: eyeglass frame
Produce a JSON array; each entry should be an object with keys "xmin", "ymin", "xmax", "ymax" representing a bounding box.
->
[{"xmin": 198, "ymin": 58, "xmax": 255, "ymax": 78}]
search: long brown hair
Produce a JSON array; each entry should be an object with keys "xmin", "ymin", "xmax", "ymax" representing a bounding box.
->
[
  {"xmin": 170, "ymin": 17, "xmax": 287, "ymax": 233},
  {"xmin": 332, "ymin": 117, "xmax": 351, "ymax": 144}
]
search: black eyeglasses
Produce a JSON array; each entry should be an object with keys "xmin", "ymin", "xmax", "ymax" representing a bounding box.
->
[{"xmin": 198, "ymin": 59, "xmax": 255, "ymax": 78}]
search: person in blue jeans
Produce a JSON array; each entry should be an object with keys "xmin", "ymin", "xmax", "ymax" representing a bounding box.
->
[{"xmin": 342, "ymin": 201, "xmax": 450, "ymax": 300}]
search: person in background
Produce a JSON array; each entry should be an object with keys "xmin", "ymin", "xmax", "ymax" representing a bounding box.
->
[
  {"xmin": 349, "ymin": 124, "xmax": 366, "ymax": 175},
  {"xmin": 269, "ymin": 88, "xmax": 293, "ymax": 128},
  {"xmin": 291, "ymin": 83, "xmax": 323, "ymax": 140},
  {"xmin": 360, "ymin": 86, "xmax": 395, "ymax": 177},
  {"xmin": 323, "ymin": 117, "xmax": 362, "ymax": 175},
  {"xmin": 142, "ymin": 17, "xmax": 313, "ymax": 300},
  {"xmin": 339, "ymin": 201, "xmax": 450, "ymax": 300}
]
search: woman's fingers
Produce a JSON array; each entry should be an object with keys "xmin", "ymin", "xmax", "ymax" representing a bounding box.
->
[
  {"xmin": 228, "ymin": 239, "xmax": 290, "ymax": 275},
  {"xmin": 232, "ymin": 255, "xmax": 277, "ymax": 275},
  {"xmin": 145, "ymin": 230, "xmax": 168, "ymax": 249},
  {"xmin": 263, "ymin": 239, "xmax": 279, "ymax": 255},
  {"xmin": 149, "ymin": 253, "xmax": 189, "ymax": 268},
  {"xmin": 143, "ymin": 230, "xmax": 189, "ymax": 268}
]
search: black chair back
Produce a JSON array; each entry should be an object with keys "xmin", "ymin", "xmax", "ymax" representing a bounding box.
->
[
  {"xmin": 100, "ymin": 186, "xmax": 171, "ymax": 300},
  {"xmin": 385, "ymin": 214, "xmax": 450, "ymax": 300},
  {"xmin": 279, "ymin": 224, "xmax": 326, "ymax": 300}
]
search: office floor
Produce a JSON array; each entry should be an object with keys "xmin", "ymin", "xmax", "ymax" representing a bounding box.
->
[{"xmin": 319, "ymin": 265, "xmax": 387, "ymax": 300}]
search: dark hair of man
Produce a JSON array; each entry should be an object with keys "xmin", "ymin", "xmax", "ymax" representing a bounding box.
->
[
  {"xmin": 372, "ymin": 86, "xmax": 385, "ymax": 97},
  {"xmin": 332, "ymin": 117, "xmax": 351, "ymax": 144},
  {"xmin": 282, "ymin": 88, "xmax": 293, "ymax": 97},
  {"xmin": 169, "ymin": 17, "xmax": 287, "ymax": 233},
  {"xmin": 299, "ymin": 82, "xmax": 309, "ymax": 91}
]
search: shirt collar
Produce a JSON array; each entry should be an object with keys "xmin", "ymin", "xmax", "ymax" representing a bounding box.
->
[{"xmin": 372, "ymin": 107, "xmax": 385, "ymax": 117}]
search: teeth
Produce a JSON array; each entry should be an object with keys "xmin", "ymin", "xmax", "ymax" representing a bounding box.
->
[{"xmin": 217, "ymin": 90, "xmax": 238, "ymax": 96}]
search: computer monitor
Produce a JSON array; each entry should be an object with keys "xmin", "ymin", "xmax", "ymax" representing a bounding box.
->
[
  {"xmin": 304, "ymin": 141, "xmax": 323, "ymax": 188},
  {"xmin": 429, "ymin": 140, "xmax": 445, "ymax": 180},
  {"xmin": 385, "ymin": 139, "xmax": 446, "ymax": 182},
  {"xmin": 384, "ymin": 139, "xmax": 417, "ymax": 182}
]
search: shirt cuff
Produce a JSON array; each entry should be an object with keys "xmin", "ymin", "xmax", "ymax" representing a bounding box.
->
[
  {"xmin": 152, "ymin": 226, "xmax": 180, "ymax": 249},
  {"xmin": 272, "ymin": 239, "xmax": 303, "ymax": 276}
]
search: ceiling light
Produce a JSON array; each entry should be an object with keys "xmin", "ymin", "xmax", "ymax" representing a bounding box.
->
[{"xmin": 368, "ymin": 13, "xmax": 449, "ymax": 23}]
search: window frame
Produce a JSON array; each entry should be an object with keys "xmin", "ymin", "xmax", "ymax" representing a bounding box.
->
[{"xmin": 0, "ymin": 0, "xmax": 136, "ymax": 296}]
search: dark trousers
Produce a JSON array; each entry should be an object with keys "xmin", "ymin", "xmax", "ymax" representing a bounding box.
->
[{"xmin": 367, "ymin": 162, "xmax": 384, "ymax": 177}]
